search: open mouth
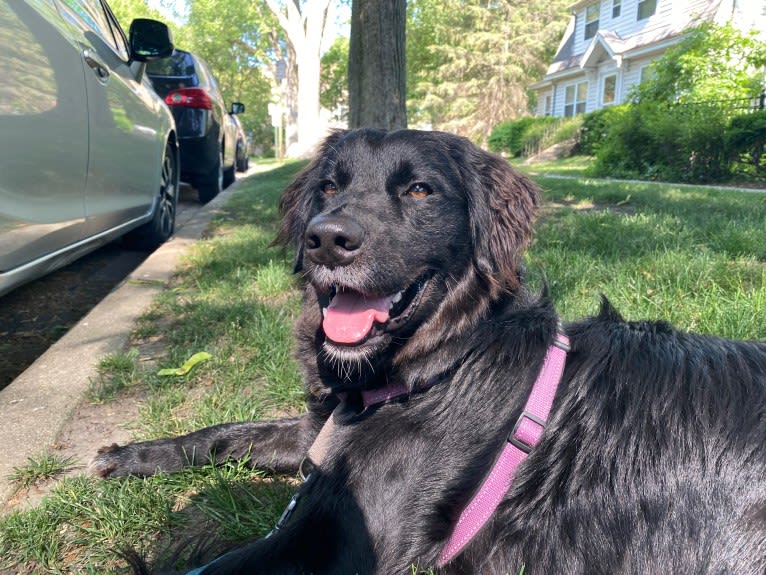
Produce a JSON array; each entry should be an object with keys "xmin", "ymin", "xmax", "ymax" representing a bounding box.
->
[{"xmin": 319, "ymin": 274, "xmax": 432, "ymax": 346}]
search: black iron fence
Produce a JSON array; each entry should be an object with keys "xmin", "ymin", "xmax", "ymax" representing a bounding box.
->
[{"xmin": 676, "ymin": 92, "xmax": 766, "ymax": 117}]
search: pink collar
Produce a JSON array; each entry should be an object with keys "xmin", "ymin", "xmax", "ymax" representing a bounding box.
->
[{"xmin": 437, "ymin": 331, "xmax": 570, "ymax": 565}]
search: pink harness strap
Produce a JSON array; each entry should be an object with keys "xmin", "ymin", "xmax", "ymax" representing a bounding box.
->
[{"xmin": 437, "ymin": 332, "xmax": 570, "ymax": 566}]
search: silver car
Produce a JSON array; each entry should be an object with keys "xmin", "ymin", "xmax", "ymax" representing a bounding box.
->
[{"xmin": 0, "ymin": 0, "xmax": 178, "ymax": 297}]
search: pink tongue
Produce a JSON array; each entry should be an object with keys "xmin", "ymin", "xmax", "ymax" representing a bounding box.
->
[{"xmin": 323, "ymin": 291, "xmax": 393, "ymax": 344}]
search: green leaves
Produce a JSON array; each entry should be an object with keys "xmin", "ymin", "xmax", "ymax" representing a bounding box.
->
[
  {"xmin": 636, "ymin": 23, "xmax": 766, "ymax": 105},
  {"xmin": 406, "ymin": 0, "xmax": 571, "ymax": 142}
]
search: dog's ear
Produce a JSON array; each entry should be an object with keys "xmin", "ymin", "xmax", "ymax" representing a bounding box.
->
[
  {"xmin": 272, "ymin": 130, "xmax": 348, "ymax": 272},
  {"xmin": 459, "ymin": 142, "xmax": 540, "ymax": 292}
]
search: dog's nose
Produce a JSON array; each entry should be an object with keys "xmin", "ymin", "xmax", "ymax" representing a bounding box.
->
[{"xmin": 305, "ymin": 215, "xmax": 364, "ymax": 267}]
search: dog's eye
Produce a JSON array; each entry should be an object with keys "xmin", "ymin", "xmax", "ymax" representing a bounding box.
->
[
  {"xmin": 405, "ymin": 183, "xmax": 432, "ymax": 199},
  {"xmin": 321, "ymin": 182, "xmax": 338, "ymax": 196}
]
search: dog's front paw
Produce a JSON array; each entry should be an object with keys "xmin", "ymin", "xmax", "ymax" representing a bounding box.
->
[{"xmin": 89, "ymin": 443, "xmax": 151, "ymax": 478}]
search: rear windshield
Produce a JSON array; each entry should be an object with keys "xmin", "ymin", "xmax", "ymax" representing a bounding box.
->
[
  {"xmin": 146, "ymin": 50, "xmax": 201, "ymax": 96},
  {"xmin": 146, "ymin": 50, "xmax": 197, "ymax": 78}
]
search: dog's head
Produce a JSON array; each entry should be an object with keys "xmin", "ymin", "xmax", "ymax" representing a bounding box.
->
[{"xmin": 275, "ymin": 129, "xmax": 539, "ymax": 388}]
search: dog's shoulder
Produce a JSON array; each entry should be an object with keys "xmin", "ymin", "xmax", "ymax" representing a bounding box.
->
[{"xmin": 561, "ymin": 296, "xmax": 766, "ymax": 429}]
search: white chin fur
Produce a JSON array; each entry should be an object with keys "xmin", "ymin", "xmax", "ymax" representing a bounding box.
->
[{"xmin": 320, "ymin": 339, "xmax": 384, "ymax": 381}]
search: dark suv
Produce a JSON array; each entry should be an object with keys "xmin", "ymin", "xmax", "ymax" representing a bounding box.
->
[{"xmin": 146, "ymin": 50, "xmax": 244, "ymax": 203}]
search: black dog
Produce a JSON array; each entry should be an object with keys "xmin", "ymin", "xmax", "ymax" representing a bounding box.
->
[{"xmin": 91, "ymin": 129, "xmax": 766, "ymax": 574}]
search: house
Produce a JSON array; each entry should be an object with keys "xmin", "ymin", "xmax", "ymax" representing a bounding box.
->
[{"xmin": 530, "ymin": 0, "xmax": 766, "ymax": 118}]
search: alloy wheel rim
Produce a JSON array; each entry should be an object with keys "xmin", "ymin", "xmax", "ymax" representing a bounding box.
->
[{"xmin": 158, "ymin": 149, "xmax": 176, "ymax": 237}]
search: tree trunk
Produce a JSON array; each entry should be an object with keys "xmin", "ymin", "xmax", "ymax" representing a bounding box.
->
[
  {"xmin": 266, "ymin": 0, "xmax": 331, "ymax": 157},
  {"xmin": 284, "ymin": 42, "xmax": 299, "ymax": 155},
  {"xmin": 348, "ymin": 0, "xmax": 407, "ymax": 130}
]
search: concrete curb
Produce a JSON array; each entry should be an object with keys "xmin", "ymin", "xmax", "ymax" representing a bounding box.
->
[{"xmin": 0, "ymin": 183, "xmax": 238, "ymax": 507}]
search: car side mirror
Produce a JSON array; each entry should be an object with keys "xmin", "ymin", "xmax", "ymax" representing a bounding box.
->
[
  {"xmin": 230, "ymin": 102, "xmax": 245, "ymax": 115},
  {"xmin": 129, "ymin": 19, "xmax": 174, "ymax": 62}
]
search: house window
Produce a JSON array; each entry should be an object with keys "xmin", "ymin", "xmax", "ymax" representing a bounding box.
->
[
  {"xmin": 584, "ymin": 4, "xmax": 600, "ymax": 40},
  {"xmin": 602, "ymin": 75, "xmax": 617, "ymax": 105},
  {"xmin": 637, "ymin": 0, "xmax": 657, "ymax": 20},
  {"xmin": 544, "ymin": 95, "xmax": 552, "ymax": 116},
  {"xmin": 564, "ymin": 82, "xmax": 588, "ymax": 117},
  {"xmin": 612, "ymin": 0, "xmax": 621, "ymax": 18}
]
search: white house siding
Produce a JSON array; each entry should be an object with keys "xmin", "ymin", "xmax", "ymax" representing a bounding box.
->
[
  {"xmin": 722, "ymin": 0, "xmax": 766, "ymax": 40},
  {"xmin": 572, "ymin": 0, "xmax": 679, "ymax": 56},
  {"xmin": 621, "ymin": 54, "xmax": 657, "ymax": 98},
  {"xmin": 530, "ymin": 0, "xmax": 763, "ymax": 118}
]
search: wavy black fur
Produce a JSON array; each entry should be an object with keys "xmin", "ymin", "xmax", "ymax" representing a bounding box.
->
[{"xmin": 91, "ymin": 129, "xmax": 766, "ymax": 574}]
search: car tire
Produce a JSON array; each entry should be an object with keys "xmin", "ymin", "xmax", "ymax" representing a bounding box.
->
[
  {"xmin": 124, "ymin": 140, "xmax": 178, "ymax": 250},
  {"xmin": 198, "ymin": 150, "xmax": 223, "ymax": 204},
  {"xmin": 223, "ymin": 162, "xmax": 236, "ymax": 189},
  {"xmin": 236, "ymin": 142, "xmax": 249, "ymax": 172}
]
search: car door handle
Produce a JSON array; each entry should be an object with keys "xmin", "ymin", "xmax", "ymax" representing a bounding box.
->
[{"xmin": 82, "ymin": 49, "xmax": 110, "ymax": 84}]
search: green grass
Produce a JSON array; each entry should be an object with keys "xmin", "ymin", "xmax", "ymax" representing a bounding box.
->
[
  {"xmin": 0, "ymin": 157, "xmax": 764, "ymax": 572},
  {"xmin": 512, "ymin": 155, "xmax": 593, "ymax": 178},
  {"xmin": 88, "ymin": 348, "xmax": 141, "ymax": 402},
  {"xmin": 525, "ymin": 174, "xmax": 766, "ymax": 339},
  {"xmin": 7, "ymin": 454, "xmax": 78, "ymax": 489}
]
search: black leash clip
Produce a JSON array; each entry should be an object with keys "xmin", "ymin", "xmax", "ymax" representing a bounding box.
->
[{"xmin": 266, "ymin": 472, "xmax": 314, "ymax": 538}]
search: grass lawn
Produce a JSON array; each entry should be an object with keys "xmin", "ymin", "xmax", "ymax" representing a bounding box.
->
[
  {"xmin": 1, "ymin": 158, "xmax": 764, "ymax": 573},
  {"xmin": 511, "ymin": 155, "xmax": 592, "ymax": 178}
]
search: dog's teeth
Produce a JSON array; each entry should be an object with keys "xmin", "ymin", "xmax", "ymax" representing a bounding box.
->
[
  {"xmin": 392, "ymin": 291, "xmax": 403, "ymax": 304},
  {"xmin": 322, "ymin": 307, "xmax": 328, "ymax": 317}
]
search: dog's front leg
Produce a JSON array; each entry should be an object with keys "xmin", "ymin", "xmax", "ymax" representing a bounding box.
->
[
  {"xmin": 188, "ymin": 470, "xmax": 377, "ymax": 575},
  {"xmin": 89, "ymin": 413, "xmax": 321, "ymax": 478}
]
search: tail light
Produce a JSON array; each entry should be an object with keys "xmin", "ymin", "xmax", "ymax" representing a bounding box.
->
[{"xmin": 165, "ymin": 88, "xmax": 213, "ymax": 110}]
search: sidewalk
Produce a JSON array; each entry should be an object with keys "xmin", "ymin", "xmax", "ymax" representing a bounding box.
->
[
  {"xmin": 0, "ymin": 182, "xmax": 240, "ymax": 508},
  {"xmin": 526, "ymin": 172, "xmax": 766, "ymax": 194}
]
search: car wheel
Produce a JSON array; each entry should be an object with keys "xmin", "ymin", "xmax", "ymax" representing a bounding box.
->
[
  {"xmin": 223, "ymin": 161, "xmax": 236, "ymax": 189},
  {"xmin": 236, "ymin": 143, "xmax": 248, "ymax": 172},
  {"xmin": 198, "ymin": 150, "xmax": 223, "ymax": 204},
  {"xmin": 124, "ymin": 140, "xmax": 178, "ymax": 250}
]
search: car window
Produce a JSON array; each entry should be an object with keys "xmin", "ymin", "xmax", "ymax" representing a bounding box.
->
[
  {"xmin": 200, "ymin": 59, "xmax": 223, "ymax": 102},
  {"xmin": 56, "ymin": 0, "xmax": 128, "ymax": 60},
  {"xmin": 195, "ymin": 56, "xmax": 218, "ymax": 93},
  {"xmin": 99, "ymin": 0, "xmax": 130, "ymax": 60}
]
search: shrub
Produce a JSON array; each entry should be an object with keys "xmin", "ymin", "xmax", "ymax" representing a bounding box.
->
[
  {"xmin": 588, "ymin": 22, "xmax": 766, "ymax": 182},
  {"xmin": 726, "ymin": 109, "xmax": 766, "ymax": 178},
  {"xmin": 575, "ymin": 106, "xmax": 629, "ymax": 155},
  {"xmin": 489, "ymin": 116, "xmax": 574, "ymax": 157},
  {"xmin": 521, "ymin": 116, "xmax": 582, "ymax": 157},
  {"xmin": 519, "ymin": 117, "xmax": 557, "ymax": 156},
  {"xmin": 488, "ymin": 117, "xmax": 537, "ymax": 156},
  {"xmin": 588, "ymin": 102, "xmax": 731, "ymax": 182},
  {"xmin": 550, "ymin": 116, "xmax": 583, "ymax": 143}
]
